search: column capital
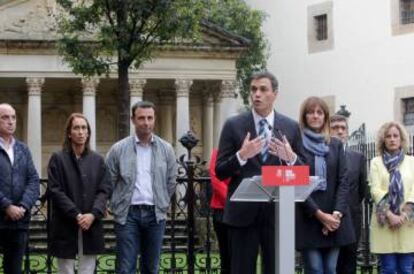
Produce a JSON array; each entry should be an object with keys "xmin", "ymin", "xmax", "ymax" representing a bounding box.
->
[
  {"xmin": 174, "ymin": 79, "xmax": 193, "ymax": 97},
  {"xmin": 202, "ymin": 91, "xmax": 214, "ymax": 106},
  {"xmin": 81, "ymin": 78, "xmax": 100, "ymax": 96},
  {"xmin": 129, "ymin": 78, "xmax": 146, "ymax": 97},
  {"xmin": 219, "ymin": 80, "xmax": 237, "ymax": 99},
  {"xmin": 26, "ymin": 77, "xmax": 45, "ymax": 96}
]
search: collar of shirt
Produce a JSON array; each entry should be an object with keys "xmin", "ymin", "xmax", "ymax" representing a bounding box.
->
[
  {"xmin": 134, "ymin": 134, "xmax": 154, "ymax": 147},
  {"xmin": 252, "ymin": 109, "xmax": 275, "ymax": 134},
  {"xmin": 0, "ymin": 136, "xmax": 15, "ymax": 151}
]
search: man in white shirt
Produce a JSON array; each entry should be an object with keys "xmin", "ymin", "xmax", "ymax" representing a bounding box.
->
[
  {"xmin": 215, "ymin": 71, "xmax": 305, "ymax": 274},
  {"xmin": 106, "ymin": 101, "xmax": 177, "ymax": 274}
]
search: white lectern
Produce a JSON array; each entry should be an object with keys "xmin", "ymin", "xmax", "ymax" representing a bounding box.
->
[{"xmin": 230, "ymin": 176, "xmax": 321, "ymax": 274}]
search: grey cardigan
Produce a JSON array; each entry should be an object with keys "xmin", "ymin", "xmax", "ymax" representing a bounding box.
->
[{"xmin": 106, "ymin": 135, "xmax": 177, "ymax": 225}]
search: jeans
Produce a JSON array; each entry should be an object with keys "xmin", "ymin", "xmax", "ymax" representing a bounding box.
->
[
  {"xmin": 115, "ymin": 205, "xmax": 166, "ymax": 274},
  {"xmin": 302, "ymin": 247, "xmax": 340, "ymax": 274},
  {"xmin": 0, "ymin": 229, "xmax": 28, "ymax": 274},
  {"xmin": 379, "ymin": 253, "xmax": 413, "ymax": 274}
]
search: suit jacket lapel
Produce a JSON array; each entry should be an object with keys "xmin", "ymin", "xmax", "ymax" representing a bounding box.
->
[
  {"xmin": 246, "ymin": 111, "xmax": 257, "ymax": 139},
  {"xmin": 245, "ymin": 111, "xmax": 262, "ymax": 166}
]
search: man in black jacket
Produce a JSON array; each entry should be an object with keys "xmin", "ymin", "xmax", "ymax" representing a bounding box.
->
[
  {"xmin": 330, "ymin": 114, "xmax": 367, "ymax": 274},
  {"xmin": 0, "ymin": 103, "xmax": 39, "ymax": 274},
  {"xmin": 215, "ymin": 71, "xmax": 305, "ymax": 274}
]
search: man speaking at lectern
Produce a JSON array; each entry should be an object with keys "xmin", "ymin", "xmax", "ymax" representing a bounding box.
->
[{"xmin": 215, "ymin": 71, "xmax": 305, "ymax": 274}]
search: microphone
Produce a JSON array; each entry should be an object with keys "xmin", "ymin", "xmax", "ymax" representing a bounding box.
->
[{"xmin": 268, "ymin": 124, "xmax": 284, "ymax": 141}]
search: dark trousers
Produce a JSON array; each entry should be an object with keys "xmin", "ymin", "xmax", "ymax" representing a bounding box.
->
[
  {"xmin": 212, "ymin": 209, "xmax": 230, "ymax": 274},
  {"xmin": 337, "ymin": 213, "xmax": 362, "ymax": 274},
  {"xmin": 228, "ymin": 207, "xmax": 275, "ymax": 274},
  {"xmin": 0, "ymin": 229, "xmax": 28, "ymax": 274}
]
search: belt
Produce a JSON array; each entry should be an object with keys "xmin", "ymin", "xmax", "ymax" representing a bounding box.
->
[{"xmin": 131, "ymin": 204, "xmax": 155, "ymax": 210}]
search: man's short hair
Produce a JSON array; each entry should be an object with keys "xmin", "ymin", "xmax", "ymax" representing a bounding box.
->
[
  {"xmin": 249, "ymin": 71, "xmax": 279, "ymax": 92},
  {"xmin": 330, "ymin": 114, "xmax": 348, "ymax": 127},
  {"xmin": 131, "ymin": 101, "xmax": 155, "ymax": 117}
]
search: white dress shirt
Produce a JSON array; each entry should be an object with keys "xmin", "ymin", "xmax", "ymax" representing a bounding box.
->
[
  {"xmin": 130, "ymin": 135, "xmax": 154, "ymax": 205},
  {"xmin": 0, "ymin": 136, "xmax": 15, "ymax": 165}
]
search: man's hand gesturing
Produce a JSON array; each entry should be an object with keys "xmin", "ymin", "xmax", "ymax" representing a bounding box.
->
[{"xmin": 238, "ymin": 132, "xmax": 264, "ymax": 161}]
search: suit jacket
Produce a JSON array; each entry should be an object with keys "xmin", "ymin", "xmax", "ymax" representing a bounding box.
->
[
  {"xmin": 345, "ymin": 149, "xmax": 367, "ymax": 216},
  {"xmin": 295, "ymin": 137, "xmax": 355, "ymax": 250},
  {"xmin": 215, "ymin": 110, "xmax": 305, "ymax": 227}
]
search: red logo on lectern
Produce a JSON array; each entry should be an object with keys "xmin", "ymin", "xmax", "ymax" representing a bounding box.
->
[{"xmin": 262, "ymin": 166, "xmax": 309, "ymax": 186}]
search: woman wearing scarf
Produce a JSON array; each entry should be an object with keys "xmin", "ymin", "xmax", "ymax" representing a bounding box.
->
[
  {"xmin": 369, "ymin": 122, "xmax": 414, "ymax": 274},
  {"xmin": 295, "ymin": 97, "xmax": 355, "ymax": 274}
]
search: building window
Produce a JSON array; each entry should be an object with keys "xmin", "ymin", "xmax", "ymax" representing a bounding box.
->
[
  {"xmin": 391, "ymin": 0, "xmax": 414, "ymax": 35},
  {"xmin": 307, "ymin": 2, "xmax": 334, "ymax": 53},
  {"xmin": 403, "ymin": 98, "xmax": 414, "ymax": 126},
  {"xmin": 401, "ymin": 0, "xmax": 414, "ymax": 24},
  {"xmin": 315, "ymin": 14, "xmax": 328, "ymax": 41}
]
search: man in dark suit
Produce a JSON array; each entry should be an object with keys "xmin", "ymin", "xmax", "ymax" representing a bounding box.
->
[
  {"xmin": 330, "ymin": 114, "xmax": 367, "ymax": 274},
  {"xmin": 215, "ymin": 71, "xmax": 305, "ymax": 274}
]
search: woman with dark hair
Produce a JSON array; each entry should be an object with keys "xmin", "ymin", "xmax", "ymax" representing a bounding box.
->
[
  {"xmin": 47, "ymin": 113, "xmax": 111, "ymax": 274},
  {"xmin": 369, "ymin": 122, "xmax": 414, "ymax": 274},
  {"xmin": 295, "ymin": 97, "xmax": 355, "ymax": 274}
]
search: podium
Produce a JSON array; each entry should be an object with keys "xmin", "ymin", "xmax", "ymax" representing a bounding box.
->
[{"xmin": 230, "ymin": 175, "xmax": 321, "ymax": 274}]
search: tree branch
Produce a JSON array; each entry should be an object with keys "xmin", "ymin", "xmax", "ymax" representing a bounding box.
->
[{"xmin": 104, "ymin": 0, "xmax": 118, "ymax": 38}]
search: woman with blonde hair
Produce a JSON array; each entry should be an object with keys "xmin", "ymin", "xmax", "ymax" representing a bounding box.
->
[
  {"xmin": 295, "ymin": 97, "xmax": 355, "ymax": 274},
  {"xmin": 369, "ymin": 121, "xmax": 414, "ymax": 274}
]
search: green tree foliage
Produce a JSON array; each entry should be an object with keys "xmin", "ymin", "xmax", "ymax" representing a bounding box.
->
[
  {"xmin": 57, "ymin": 0, "xmax": 268, "ymax": 138},
  {"xmin": 206, "ymin": 0, "xmax": 269, "ymax": 105},
  {"xmin": 57, "ymin": 0, "xmax": 205, "ymax": 139}
]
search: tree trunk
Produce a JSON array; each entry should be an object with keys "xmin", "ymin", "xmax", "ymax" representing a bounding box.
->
[{"xmin": 117, "ymin": 60, "xmax": 130, "ymax": 139}]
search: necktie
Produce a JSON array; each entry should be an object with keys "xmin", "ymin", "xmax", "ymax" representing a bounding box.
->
[{"xmin": 259, "ymin": 118, "xmax": 269, "ymax": 162}]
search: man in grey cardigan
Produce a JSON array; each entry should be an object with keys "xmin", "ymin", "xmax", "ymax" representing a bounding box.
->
[{"xmin": 106, "ymin": 101, "xmax": 177, "ymax": 274}]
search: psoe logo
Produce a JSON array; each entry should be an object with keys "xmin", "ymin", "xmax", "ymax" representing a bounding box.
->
[{"xmin": 285, "ymin": 169, "xmax": 296, "ymax": 182}]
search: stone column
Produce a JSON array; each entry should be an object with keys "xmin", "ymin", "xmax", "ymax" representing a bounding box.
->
[
  {"xmin": 213, "ymin": 91, "xmax": 222, "ymax": 148},
  {"xmin": 158, "ymin": 91, "xmax": 174, "ymax": 144},
  {"xmin": 174, "ymin": 79, "xmax": 192, "ymax": 159},
  {"xmin": 202, "ymin": 91, "xmax": 214, "ymax": 161},
  {"xmin": 219, "ymin": 80, "xmax": 237, "ymax": 128},
  {"xmin": 214, "ymin": 80, "xmax": 237, "ymax": 148},
  {"xmin": 81, "ymin": 78, "xmax": 99, "ymax": 151},
  {"xmin": 26, "ymin": 77, "xmax": 45, "ymax": 176},
  {"xmin": 129, "ymin": 78, "xmax": 146, "ymax": 135}
]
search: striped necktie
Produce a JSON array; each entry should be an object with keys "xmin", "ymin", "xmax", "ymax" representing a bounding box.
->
[{"xmin": 259, "ymin": 118, "xmax": 269, "ymax": 162}]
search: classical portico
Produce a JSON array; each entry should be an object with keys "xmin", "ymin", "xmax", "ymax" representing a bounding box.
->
[{"xmin": 0, "ymin": 0, "xmax": 247, "ymax": 177}]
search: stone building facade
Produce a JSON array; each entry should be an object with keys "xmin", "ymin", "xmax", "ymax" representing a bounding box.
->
[{"xmin": 0, "ymin": 0, "xmax": 247, "ymax": 177}]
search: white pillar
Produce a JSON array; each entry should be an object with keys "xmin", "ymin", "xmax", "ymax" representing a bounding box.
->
[
  {"xmin": 129, "ymin": 78, "xmax": 146, "ymax": 135},
  {"xmin": 213, "ymin": 91, "xmax": 222, "ymax": 148},
  {"xmin": 158, "ymin": 91, "xmax": 174, "ymax": 144},
  {"xmin": 214, "ymin": 80, "xmax": 237, "ymax": 148},
  {"xmin": 26, "ymin": 77, "xmax": 44, "ymax": 177},
  {"xmin": 174, "ymin": 79, "xmax": 192, "ymax": 159},
  {"xmin": 218, "ymin": 80, "xmax": 237, "ymax": 129},
  {"xmin": 202, "ymin": 91, "xmax": 214, "ymax": 161},
  {"xmin": 81, "ymin": 78, "xmax": 99, "ymax": 151}
]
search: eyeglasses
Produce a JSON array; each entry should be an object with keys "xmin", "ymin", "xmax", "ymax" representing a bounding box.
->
[{"xmin": 330, "ymin": 125, "xmax": 347, "ymax": 131}]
